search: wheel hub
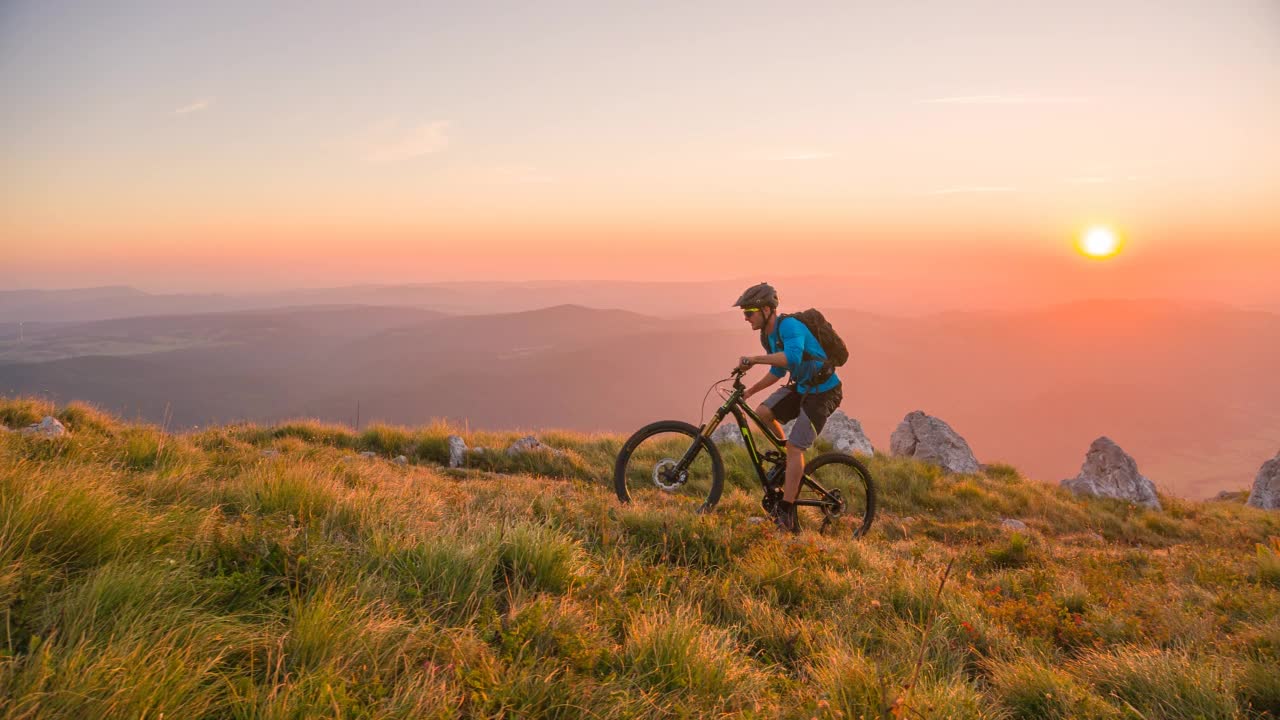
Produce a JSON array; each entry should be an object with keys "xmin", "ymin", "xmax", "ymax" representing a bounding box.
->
[
  {"xmin": 652, "ymin": 459, "xmax": 687, "ymax": 491},
  {"xmin": 822, "ymin": 488, "xmax": 846, "ymax": 519}
]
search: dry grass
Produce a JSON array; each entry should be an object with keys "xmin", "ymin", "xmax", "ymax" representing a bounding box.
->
[{"xmin": 3, "ymin": 395, "xmax": 1279, "ymax": 718}]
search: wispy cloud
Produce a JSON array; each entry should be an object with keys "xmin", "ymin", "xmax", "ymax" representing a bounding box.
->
[
  {"xmin": 777, "ymin": 151, "xmax": 833, "ymax": 161},
  {"xmin": 923, "ymin": 185, "xmax": 1018, "ymax": 195},
  {"xmin": 174, "ymin": 98, "xmax": 213, "ymax": 115},
  {"xmin": 364, "ymin": 120, "xmax": 449, "ymax": 162},
  {"xmin": 918, "ymin": 94, "xmax": 1091, "ymax": 106}
]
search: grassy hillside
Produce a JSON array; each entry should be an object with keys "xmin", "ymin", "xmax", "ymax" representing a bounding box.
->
[{"xmin": 2, "ymin": 396, "xmax": 1278, "ymax": 719}]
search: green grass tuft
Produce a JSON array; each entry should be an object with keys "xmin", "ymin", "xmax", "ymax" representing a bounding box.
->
[{"xmin": 1072, "ymin": 646, "xmax": 1238, "ymax": 720}]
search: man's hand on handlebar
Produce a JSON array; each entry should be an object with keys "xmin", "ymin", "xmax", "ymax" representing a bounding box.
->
[{"xmin": 737, "ymin": 355, "xmax": 755, "ymax": 372}]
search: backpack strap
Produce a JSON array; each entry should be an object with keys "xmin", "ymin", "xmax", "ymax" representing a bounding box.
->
[{"xmin": 761, "ymin": 315, "xmax": 822, "ymax": 365}]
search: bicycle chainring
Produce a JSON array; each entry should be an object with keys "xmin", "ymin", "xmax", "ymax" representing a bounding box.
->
[{"xmin": 761, "ymin": 486, "xmax": 783, "ymax": 514}]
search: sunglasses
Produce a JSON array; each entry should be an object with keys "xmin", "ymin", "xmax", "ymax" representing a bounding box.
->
[{"xmin": 742, "ymin": 307, "xmax": 763, "ymax": 318}]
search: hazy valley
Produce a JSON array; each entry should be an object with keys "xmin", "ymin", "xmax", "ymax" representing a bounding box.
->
[{"xmin": 2, "ymin": 285, "xmax": 1277, "ymax": 499}]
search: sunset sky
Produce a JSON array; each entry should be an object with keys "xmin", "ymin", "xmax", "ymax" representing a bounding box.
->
[{"xmin": 2, "ymin": 1, "xmax": 1278, "ymax": 307}]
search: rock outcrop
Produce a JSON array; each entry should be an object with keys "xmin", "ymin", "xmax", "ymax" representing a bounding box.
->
[
  {"xmin": 507, "ymin": 435, "xmax": 562, "ymax": 456},
  {"xmin": 21, "ymin": 416, "xmax": 68, "ymax": 438},
  {"xmin": 889, "ymin": 411, "xmax": 979, "ymax": 474},
  {"xmin": 1060, "ymin": 437, "xmax": 1161, "ymax": 510},
  {"xmin": 1246, "ymin": 451, "xmax": 1280, "ymax": 510},
  {"xmin": 710, "ymin": 423, "xmax": 745, "ymax": 447},
  {"xmin": 819, "ymin": 411, "xmax": 873, "ymax": 455},
  {"xmin": 448, "ymin": 435, "xmax": 467, "ymax": 467}
]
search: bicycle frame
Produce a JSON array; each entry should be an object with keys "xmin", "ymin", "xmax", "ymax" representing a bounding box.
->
[{"xmin": 691, "ymin": 371, "xmax": 844, "ymax": 512}]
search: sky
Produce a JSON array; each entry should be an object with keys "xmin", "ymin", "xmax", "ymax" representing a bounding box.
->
[{"xmin": 2, "ymin": 1, "xmax": 1278, "ymax": 308}]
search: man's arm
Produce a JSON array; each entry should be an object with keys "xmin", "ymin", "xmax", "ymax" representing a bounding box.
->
[
  {"xmin": 744, "ymin": 369, "xmax": 783, "ymax": 399},
  {"xmin": 742, "ymin": 351, "xmax": 788, "ymax": 368}
]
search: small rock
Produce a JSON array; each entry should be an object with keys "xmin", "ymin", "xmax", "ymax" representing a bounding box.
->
[
  {"xmin": 260, "ymin": 449, "xmax": 280, "ymax": 458},
  {"xmin": 393, "ymin": 455, "xmax": 408, "ymax": 465},
  {"xmin": 1001, "ymin": 518, "xmax": 1028, "ymax": 531},
  {"xmin": 448, "ymin": 435, "xmax": 467, "ymax": 467},
  {"xmin": 22, "ymin": 416, "xmax": 68, "ymax": 438},
  {"xmin": 900, "ymin": 516, "xmax": 916, "ymax": 524},
  {"xmin": 747, "ymin": 516, "xmax": 767, "ymax": 525},
  {"xmin": 1060, "ymin": 437, "xmax": 1160, "ymax": 510},
  {"xmin": 1246, "ymin": 451, "xmax": 1280, "ymax": 510},
  {"xmin": 359, "ymin": 451, "xmax": 377, "ymax": 459},
  {"xmin": 889, "ymin": 411, "xmax": 979, "ymax": 474},
  {"xmin": 506, "ymin": 435, "xmax": 562, "ymax": 456},
  {"xmin": 507, "ymin": 435, "xmax": 544, "ymax": 454}
]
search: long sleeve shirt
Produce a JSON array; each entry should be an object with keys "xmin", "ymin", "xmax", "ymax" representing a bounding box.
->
[{"xmin": 764, "ymin": 316, "xmax": 841, "ymax": 394}]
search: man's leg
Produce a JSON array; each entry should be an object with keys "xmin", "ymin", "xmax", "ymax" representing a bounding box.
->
[
  {"xmin": 755, "ymin": 386, "xmax": 798, "ymax": 443},
  {"xmin": 782, "ymin": 442, "xmax": 806, "ymax": 502},
  {"xmin": 781, "ymin": 386, "xmax": 841, "ymax": 505},
  {"xmin": 754, "ymin": 403, "xmax": 785, "ymax": 440},
  {"xmin": 782, "ymin": 406, "xmax": 821, "ymax": 503}
]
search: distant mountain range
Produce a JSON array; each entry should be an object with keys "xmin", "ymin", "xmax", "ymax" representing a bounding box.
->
[
  {"xmin": 1, "ymin": 288, "xmax": 1276, "ymax": 499},
  {"xmin": 0, "ymin": 281, "xmax": 757, "ymax": 323}
]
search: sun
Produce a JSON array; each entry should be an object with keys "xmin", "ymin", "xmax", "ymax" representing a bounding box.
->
[{"xmin": 1078, "ymin": 226, "xmax": 1122, "ymax": 259}]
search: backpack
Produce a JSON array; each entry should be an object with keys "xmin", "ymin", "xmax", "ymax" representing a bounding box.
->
[{"xmin": 760, "ymin": 308, "xmax": 849, "ymax": 368}]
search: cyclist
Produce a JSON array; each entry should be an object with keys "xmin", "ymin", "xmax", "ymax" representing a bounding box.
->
[{"xmin": 732, "ymin": 282, "xmax": 843, "ymax": 532}]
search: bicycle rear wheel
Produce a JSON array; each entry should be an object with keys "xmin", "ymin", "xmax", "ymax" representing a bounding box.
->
[
  {"xmin": 794, "ymin": 452, "xmax": 876, "ymax": 537},
  {"xmin": 613, "ymin": 420, "xmax": 725, "ymax": 512}
]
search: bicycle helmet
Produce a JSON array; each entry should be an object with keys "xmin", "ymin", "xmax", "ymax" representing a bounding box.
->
[{"xmin": 731, "ymin": 282, "xmax": 778, "ymax": 308}]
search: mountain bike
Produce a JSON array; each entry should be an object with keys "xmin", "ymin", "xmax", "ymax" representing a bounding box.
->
[{"xmin": 613, "ymin": 366, "xmax": 876, "ymax": 537}]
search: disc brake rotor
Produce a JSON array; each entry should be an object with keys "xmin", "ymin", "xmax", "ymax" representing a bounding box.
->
[{"xmin": 652, "ymin": 458, "xmax": 687, "ymax": 492}]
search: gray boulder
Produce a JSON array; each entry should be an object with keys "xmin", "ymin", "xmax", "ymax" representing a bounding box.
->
[
  {"xmin": 1001, "ymin": 518, "xmax": 1028, "ymax": 532},
  {"xmin": 820, "ymin": 411, "xmax": 874, "ymax": 455},
  {"xmin": 358, "ymin": 451, "xmax": 378, "ymax": 459},
  {"xmin": 506, "ymin": 435, "xmax": 562, "ymax": 456},
  {"xmin": 710, "ymin": 423, "xmax": 745, "ymax": 447},
  {"xmin": 448, "ymin": 435, "xmax": 467, "ymax": 467},
  {"xmin": 1061, "ymin": 437, "xmax": 1161, "ymax": 510},
  {"xmin": 1246, "ymin": 451, "xmax": 1280, "ymax": 510},
  {"xmin": 22, "ymin": 416, "xmax": 68, "ymax": 438},
  {"xmin": 393, "ymin": 455, "xmax": 408, "ymax": 465},
  {"xmin": 889, "ymin": 411, "xmax": 979, "ymax": 473}
]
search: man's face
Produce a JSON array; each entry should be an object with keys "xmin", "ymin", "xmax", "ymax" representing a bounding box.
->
[{"xmin": 742, "ymin": 306, "xmax": 767, "ymax": 331}]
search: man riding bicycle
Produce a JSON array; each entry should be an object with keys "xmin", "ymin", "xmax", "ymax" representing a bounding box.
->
[{"xmin": 733, "ymin": 282, "xmax": 843, "ymax": 533}]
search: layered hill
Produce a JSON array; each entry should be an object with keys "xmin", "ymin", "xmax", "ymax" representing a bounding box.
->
[
  {"xmin": 2, "ymin": 300, "xmax": 1277, "ymax": 498},
  {"xmin": 1, "ymin": 398, "xmax": 1278, "ymax": 718}
]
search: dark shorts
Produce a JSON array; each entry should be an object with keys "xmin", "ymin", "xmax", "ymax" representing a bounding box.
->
[{"xmin": 761, "ymin": 383, "xmax": 843, "ymax": 449}]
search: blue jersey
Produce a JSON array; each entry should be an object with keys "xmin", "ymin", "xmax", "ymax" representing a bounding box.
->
[{"xmin": 765, "ymin": 316, "xmax": 841, "ymax": 394}]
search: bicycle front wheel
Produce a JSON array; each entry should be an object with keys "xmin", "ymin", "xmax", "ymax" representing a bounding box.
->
[
  {"xmin": 795, "ymin": 452, "xmax": 876, "ymax": 537},
  {"xmin": 614, "ymin": 420, "xmax": 725, "ymax": 512}
]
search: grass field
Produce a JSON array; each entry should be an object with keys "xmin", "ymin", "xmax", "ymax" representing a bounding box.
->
[{"xmin": 2, "ymin": 396, "xmax": 1278, "ymax": 718}]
